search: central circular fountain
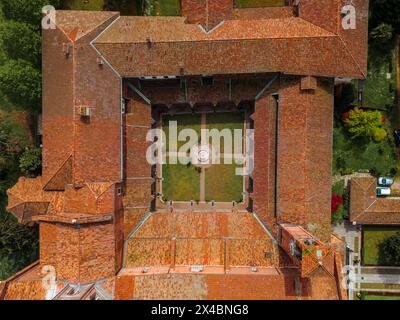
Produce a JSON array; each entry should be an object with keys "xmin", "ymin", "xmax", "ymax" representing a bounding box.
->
[
  {"xmin": 190, "ymin": 144, "xmax": 213, "ymax": 167},
  {"xmin": 197, "ymin": 146, "xmax": 210, "ymax": 163}
]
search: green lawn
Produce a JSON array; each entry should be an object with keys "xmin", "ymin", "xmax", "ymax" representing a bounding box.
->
[
  {"xmin": 363, "ymin": 294, "xmax": 400, "ymax": 300},
  {"xmin": 362, "ymin": 226, "xmax": 400, "ymax": 265},
  {"xmin": 235, "ymin": 0, "xmax": 286, "ymax": 8},
  {"xmin": 161, "ymin": 112, "xmax": 245, "ymax": 202},
  {"xmin": 158, "ymin": 0, "xmax": 181, "ymax": 16},
  {"xmin": 64, "ymin": 0, "xmax": 105, "ymax": 10},
  {"xmin": 65, "ymin": 0, "xmax": 138, "ymax": 14},
  {"xmin": 205, "ymin": 163, "xmax": 243, "ymax": 202},
  {"xmin": 162, "ymin": 113, "xmax": 201, "ymax": 150},
  {"xmin": 205, "ymin": 112, "xmax": 245, "ymax": 202},
  {"xmin": 162, "ymin": 114, "xmax": 201, "ymax": 201},
  {"xmin": 162, "ymin": 163, "xmax": 200, "ymax": 201},
  {"xmin": 206, "ymin": 112, "xmax": 245, "ymax": 153}
]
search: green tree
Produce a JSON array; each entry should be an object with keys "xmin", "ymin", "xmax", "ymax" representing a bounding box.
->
[
  {"xmin": 370, "ymin": 23, "xmax": 394, "ymax": 43},
  {"xmin": 344, "ymin": 108, "xmax": 384, "ymax": 139},
  {"xmin": 369, "ymin": 0, "xmax": 400, "ymax": 59},
  {"xmin": 0, "ymin": 59, "xmax": 41, "ymax": 110},
  {"xmin": 104, "ymin": 0, "xmax": 136, "ymax": 13},
  {"xmin": 370, "ymin": 0, "xmax": 400, "ymax": 36},
  {"xmin": 0, "ymin": 115, "xmax": 39, "ymax": 280},
  {"xmin": 19, "ymin": 147, "xmax": 42, "ymax": 176},
  {"xmin": 142, "ymin": 0, "xmax": 156, "ymax": 15},
  {"xmin": 0, "ymin": 216, "xmax": 39, "ymax": 280},
  {"xmin": 0, "ymin": 21, "xmax": 41, "ymax": 66},
  {"xmin": 373, "ymin": 127, "xmax": 388, "ymax": 142},
  {"xmin": 0, "ymin": 0, "xmax": 62, "ymax": 111},
  {"xmin": 1, "ymin": 0, "xmax": 61, "ymax": 28},
  {"xmin": 379, "ymin": 233, "xmax": 400, "ymax": 266},
  {"xmin": 0, "ymin": 0, "xmax": 54, "ymax": 279}
]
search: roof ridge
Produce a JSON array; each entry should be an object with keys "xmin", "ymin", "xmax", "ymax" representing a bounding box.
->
[
  {"xmin": 338, "ymin": 36, "xmax": 367, "ymax": 79},
  {"xmin": 354, "ymin": 199, "xmax": 377, "ymax": 221},
  {"xmin": 95, "ymin": 34, "xmax": 339, "ymax": 46},
  {"xmin": 50, "ymin": 10, "xmax": 120, "ymax": 43},
  {"xmin": 293, "ymin": 14, "xmax": 365, "ymax": 79}
]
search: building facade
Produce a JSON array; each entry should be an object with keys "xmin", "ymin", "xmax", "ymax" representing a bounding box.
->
[{"xmin": 1, "ymin": 0, "xmax": 368, "ymax": 300}]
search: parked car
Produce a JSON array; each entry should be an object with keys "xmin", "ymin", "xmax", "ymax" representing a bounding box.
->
[
  {"xmin": 378, "ymin": 177, "xmax": 394, "ymax": 186},
  {"xmin": 394, "ymin": 130, "xmax": 400, "ymax": 147},
  {"xmin": 376, "ymin": 187, "xmax": 391, "ymax": 197}
]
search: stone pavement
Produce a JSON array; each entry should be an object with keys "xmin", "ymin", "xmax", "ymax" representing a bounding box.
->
[{"xmin": 333, "ymin": 221, "xmax": 400, "ymax": 298}]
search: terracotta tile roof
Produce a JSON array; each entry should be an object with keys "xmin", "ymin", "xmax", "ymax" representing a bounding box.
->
[
  {"xmin": 32, "ymin": 212, "xmax": 113, "ymax": 225},
  {"xmin": 43, "ymin": 156, "xmax": 73, "ymax": 191},
  {"xmin": 6, "ymin": 177, "xmax": 116, "ymax": 223},
  {"xmin": 301, "ymin": 267, "xmax": 340, "ymax": 300},
  {"xmin": 53, "ymin": 10, "xmax": 120, "ymax": 42},
  {"xmin": 1, "ymin": 262, "xmax": 67, "ymax": 300},
  {"xmin": 7, "ymin": 177, "xmax": 50, "ymax": 208},
  {"xmin": 280, "ymin": 224, "xmax": 334, "ymax": 278},
  {"xmin": 6, "ymin": 177, "xmax": 57, "ymax": 223},
  {"xmin": 114, "ymin": 267, "xmax": 340, "ymax": 300},
  {"xmin": 232, "ymin": 7, "xmax": 294, "ymax": 20},
  {"xmin": 92, "ymin": 16, "xmax": 363, "ymax": 78},
  {"xmin": 350, "ymin": 177, "xmax": 400, "ymax": 224},
  {"xmin": 95, "ymin": 16, "xmax": 333, "ymax": 43}
]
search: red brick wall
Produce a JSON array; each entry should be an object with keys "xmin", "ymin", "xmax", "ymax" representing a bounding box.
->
[
  {"xmin": 114, "ymin": 186, "xmax": 124, "ymax": 272},
  {"xmin": 252, "ymin": 94, "xmax": 278, "ymax": 235},
  {"xmin": 134, "ymin": 75, "xmax": 273, "ymax": 107},
  {"xmin": 277, "ymin": 76, "xmax": 307, "ymax": 227},
  {"xmin": 78, "ymin": 223, "xmax": 116, "ymax": 283},
  {"xmin": 304, "ymin": 79, "xmax": 334, "ymax": 242}
]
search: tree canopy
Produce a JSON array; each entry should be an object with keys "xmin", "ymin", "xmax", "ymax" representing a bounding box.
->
[
  {"xmin": 379, "ymin": 232, "xmax": 400, "ymax": 266},
  {"xmin": 344, "ymin": 108, "xmax": 386, "ymax": 141},
  {"xmin": 0, "ymin": 59, "xmax": 41, "ymax": 110},
  {"xmin": 1, "ymin": 0, "xmax": 61, "ymax": 28},
  {"xmin": 0, "ymin": 114, "xmax": 39, "ymax": 280},
  {"xmin": 0, "ymin": 0, "xmax": 51, "ymax": 280},
  {"xmin": 369, "ymin": 0, "xmax": 400, "ymax": 52},
  {"xmin": 370, "ymin": 0, "xmax": 400, "ymax": 35}
]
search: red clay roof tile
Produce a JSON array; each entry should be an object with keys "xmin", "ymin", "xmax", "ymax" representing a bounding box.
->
[
  {"xmin": 350, "ymin": 177, "xmax": 400, "ymax": 224},
  {"xmin": 53, "ymin": 10, "xmax": 119, "ymax": 42}
]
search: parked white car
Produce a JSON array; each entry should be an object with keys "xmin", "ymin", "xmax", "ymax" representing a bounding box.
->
[
  {"xmin": 378, "ymin": 177, "xmax": 394, "ymax": 186},
  {"xmin": 376, "ymin": 187, "xmax": 391, "ymax": 197}
]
